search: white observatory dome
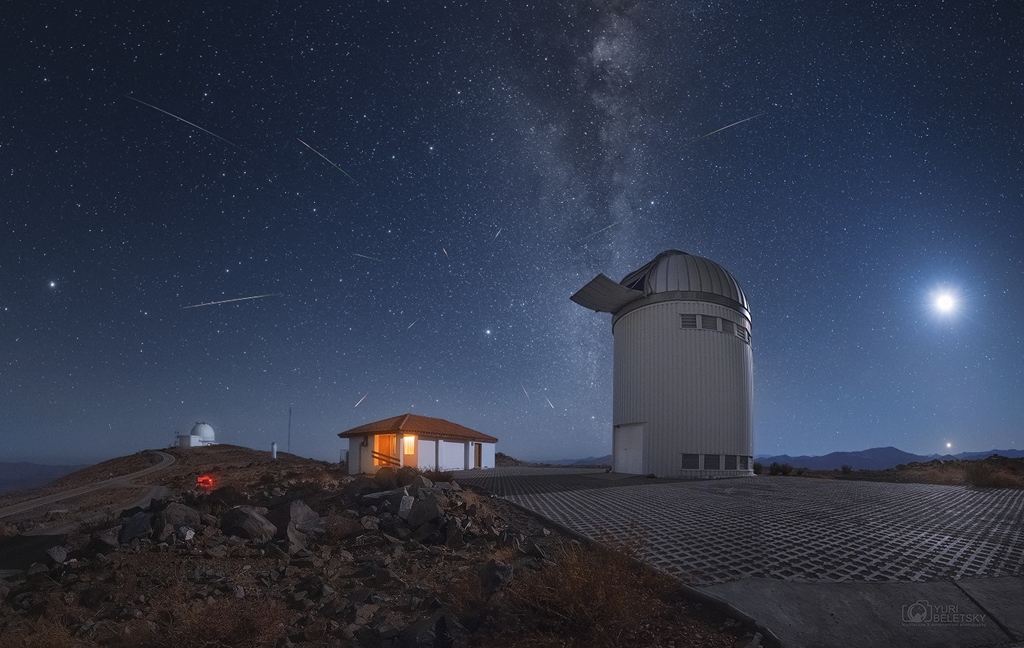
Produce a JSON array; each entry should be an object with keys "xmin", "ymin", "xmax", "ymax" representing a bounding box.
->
[
  {"xmin": 619, "ymin": 250, "xmax": 749, "ymax": 315},
  {"xmin": 190, "ymin": 422, "xmax": 215, "ymax": 442},
  {"xmin": 572, "ymin": 250, "xmax": 753, "ymax": 478}
]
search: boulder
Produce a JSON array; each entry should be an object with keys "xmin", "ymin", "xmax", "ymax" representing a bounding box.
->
[
  {"xmin": 374, "ymin": 467, "xmax": 399, "ymax": 490},
  {"xmin": 154, "ymin": 503, "xmax": 200, "ymax": 531},
  {"xmin": 220, "ymin": 507, "xmax": 277, "ymax": 542},
  {"xmin": 407, "ymin": 496, "xmax": 444, "ymax": 530},
  {"xmin": 267, "ymin": 500, "xmax": 325, "ymax": 539},
  {"xmin": 118, "ymin": 512, "xmax": 153, "ymax": 544}
]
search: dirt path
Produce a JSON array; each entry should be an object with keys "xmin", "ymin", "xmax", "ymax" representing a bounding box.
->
[{"xmin": 0, "ymin": 451, "xmax": 175, "ymax": 520}]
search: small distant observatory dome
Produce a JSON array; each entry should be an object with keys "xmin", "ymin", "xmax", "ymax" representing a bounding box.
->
[
  {"xmin": 191, "ymin": 422, "xmax": 215, "ymax": 441},
  {"xmin": 179, "ymin": 422, "xmax": 216, "ymax": 448},
  {"xmin": 572, "ymin": 250, "xmax": 754, "ymax": 478}
]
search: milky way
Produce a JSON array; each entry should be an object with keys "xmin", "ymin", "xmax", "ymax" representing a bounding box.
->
[{"xmin": 2, "ymin": 2, "xmax": 1021, "ymax": 464}]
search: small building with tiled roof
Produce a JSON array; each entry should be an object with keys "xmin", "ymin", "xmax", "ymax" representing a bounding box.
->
[{"xmin": 339, "ymin": 413, "xmax": 497, "ymax": 474}]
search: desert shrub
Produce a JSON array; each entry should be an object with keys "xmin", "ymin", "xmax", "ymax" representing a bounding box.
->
[
  {"xmin": 422, "ymin": 469, "xmax": 455, "ymax": 483},
  {"xmin": 768, "ymin": 462, "xmax": 793, "ymax": 476},
  {"xmin": 965, "ymin": 462, "xmax": 1022, "ymax": 489},
  {"xmin": 841, "ymin": 464, "xmax": 853, "ymax": 475},
  {"xmin": 396, "ymin": 465, "xmax": 419, "ymax": 486},
  {"xmin": 795, "ymin": 467, "xmax": 805, "ymax": 476},
  {"xmin": 452, "ymin": 535, "xmax": 678, "ymax": 648},
  {"xmin": 752, "ymin": 461, "xmax": 763, "ymax": 475}
]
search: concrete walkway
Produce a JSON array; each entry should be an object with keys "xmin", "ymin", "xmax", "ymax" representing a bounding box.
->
[{"xmin": 455, "ymin": 467, "xmax": 1024, "ymax": 648}]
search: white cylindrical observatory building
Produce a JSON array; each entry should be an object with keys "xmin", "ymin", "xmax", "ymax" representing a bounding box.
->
[{"xmin": 571, "ymin": 250, "xmax": 753, "ymax": 478}]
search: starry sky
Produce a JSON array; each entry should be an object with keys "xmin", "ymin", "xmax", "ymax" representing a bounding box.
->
[{"xmin": 3, "ymin": 1, "xmax": 1022, "ymax": 465}]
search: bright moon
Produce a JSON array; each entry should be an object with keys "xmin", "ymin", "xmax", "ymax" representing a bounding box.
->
[
  {"xmin": 946, "ymin": 442, "xmax": 952, "ymax": 449},
  {"xmin": 935, "ymin": 293, "xmax": 956, "ymax": 313}
]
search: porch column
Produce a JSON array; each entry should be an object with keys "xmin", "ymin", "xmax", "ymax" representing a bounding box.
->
[{"xmin": 398, "ymin": 434, "xmax": 405, "ymax": 467}]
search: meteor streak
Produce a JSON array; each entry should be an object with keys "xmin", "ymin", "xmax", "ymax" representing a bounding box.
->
[
  {"xmin": 492, "ymin": 228, "xmax": 502, "ymax": 242},
  {"xmin": 544, "ymin": 396, "xmax": 554, "ymax": 409},
  {"xmin": 692, "ymin": 112, "xmax": 766, "ymax": 142},
  {"xmin": 353, "ymin": 253, "xmax": 382, "ymax": 262},
  {"xmin": 126, "ymin": 96, "xmax": 241, "ymax": 149},
  {"xmin": 442, "ymin": 247, "xmax": 449, "ymax": 259},
  {"xmin": 407, "ymin": 319, "xmax": 419, "ymax": 330},
  {"xmin": 519, "ymin": 381, "xmax": 531, "ymax": 402},
  {"xmin": 182, "ymin": 293, "xmax": 281, "ymax": 309},
  {"xmin": 582, "ymin": 221, "xmax": 622, "ymax": 240},
  {"xmin": 354, "ymin": 392, "xmax": 368, "ymax": 408},
  {"xmin": 297, "ymin": 138, "xmax": 358, "ymax": 184}
]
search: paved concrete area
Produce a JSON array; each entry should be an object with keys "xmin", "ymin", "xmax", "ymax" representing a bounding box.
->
[{"xmin": 456, "ymin": 467, "xmax": 1024, "ymax": 647}]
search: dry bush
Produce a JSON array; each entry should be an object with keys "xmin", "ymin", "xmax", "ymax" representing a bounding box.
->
[
  {"xmin": 965, "ymin": 462, "xmax": 1022, "ymax": 489},
  {"xmin": 0, "ymin": 616, "xmax": 100, "ymax": 648},
  {"xmin": 422, "ymin": 469, "xmax": 455, "ymax": 483},
  {"xmin": 456, "ymin": 535, "xmax": 681, "ymax": 648}
]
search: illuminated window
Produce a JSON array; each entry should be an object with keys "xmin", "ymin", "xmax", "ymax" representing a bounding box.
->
[{"xmin": 403, "ymin": 436, "xmax": 416, "ymax": 455}]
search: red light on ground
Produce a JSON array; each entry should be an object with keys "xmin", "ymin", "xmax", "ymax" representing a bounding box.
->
[{"xmin": 197, "ymin": 475, "xmax": 215, "ymax": 490}]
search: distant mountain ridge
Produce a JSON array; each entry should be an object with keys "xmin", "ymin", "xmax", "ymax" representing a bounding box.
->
[
  {"xmin": 0, "ymin": 462, "xmax": 88, "ymax": 494},
  {"xmin": 754, "ymin": 447, "xmax": 1024, "ymax": 471}
]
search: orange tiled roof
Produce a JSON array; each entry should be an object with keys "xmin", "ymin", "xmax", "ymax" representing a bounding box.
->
[{"xmin": 337, "ymin": 413, "xmax": 498, "ymax": 443}]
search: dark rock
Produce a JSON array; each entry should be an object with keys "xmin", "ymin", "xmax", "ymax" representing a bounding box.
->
[
  {"xmin": 220, "ymin": 507, "xmax": 277, "ymax": 542},
  {"xmin": 409, "ymin": 475, "xmax": 433, "ymax": 493},
  {"xmin": 443, "ymin": 521, "xmax": 464, "ymax": 550},
  {"xmin": 480, "ymin": 560, "xmax": 513, "ymax": 596},
  {"xmin": 374, "ymin": 467, "xmax": 399, "ymax": 490},
  {"xmin": 45, "ymin": 545, "xmax": 68, "ymax": 565},
  {"xmin": 154, "ymin": 502, "xmax": 201, "ymax": 531},
  {"xmin": 208, "ymin": 486, "xmax": 246, "ymax": 507},
  {"xmin": 118, "ymin": 512, "xmax": 153, "ymax": 544},
  {"xmin": 396, "ymin": 466, "xmax": 419, "ymax": 486},
  {"xmin": 407, "ymin": 496, "xmax": 444, "ymax": 530},
  {"xmin": 412, "ymin": 521, "xmax": 441, "ymax": 544},
  {"xmin": 267, "ymin": 500, "xmax": 325, "ymax": 538},
  {"xmin": 400, "ymin": 612, "xmax": 455, "ymax": 648},
  {"xmin": 79, "ymin": 587, "xmax": 112, "ymax": 609},
  {"xmin": 397, "ymin": 495, "xmax": 415, "ymax": 520}
]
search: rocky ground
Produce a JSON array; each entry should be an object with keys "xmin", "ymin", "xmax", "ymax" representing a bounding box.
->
[{"xmin": 0, "ymin": 446, "xmax": 762, "ymax": 647}]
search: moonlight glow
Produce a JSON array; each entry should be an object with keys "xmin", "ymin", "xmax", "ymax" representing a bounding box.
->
[{"xmin": 934, "ymin": 292, "xmax": 956, "ymax": 314}]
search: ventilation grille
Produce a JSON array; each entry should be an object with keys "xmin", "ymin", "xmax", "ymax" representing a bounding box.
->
[
  {"xmin": 739, "ymin": 456, "xmax": 750, "ymax": 470},
  {"xmin": 724, "ymin": 455, "xmax": 738, "ymax": 470},
  {"xmin": 679, "ymin": 314, "xmax": 750, "ymax": 345},
  {"xmin": 703, "ymin": 454, "xmax": 721, "ymax": 470}
]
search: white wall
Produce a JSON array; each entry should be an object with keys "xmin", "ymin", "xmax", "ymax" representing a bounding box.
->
[
  {"xmin": 480, "ymin": 443, "xmax": 495, "ymax": 469},
  {"xmin": 417, "ymin": 439, "xmax": 437, "ymax": 471},
  {"xmin": 438, "ymin": 440, "xmax": 467, "ymax": 471},
  {"xmin": 613, "ymin": 300, "xmax": 753, "ymax": 477}
]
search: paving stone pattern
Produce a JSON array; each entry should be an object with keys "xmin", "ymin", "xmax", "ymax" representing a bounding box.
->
[{"xmin": 456, "ymin": 468, "xmax": 1024, "ymax": 586}]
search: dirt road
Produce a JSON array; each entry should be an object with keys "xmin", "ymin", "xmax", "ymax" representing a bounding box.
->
[{"xmin": 0, "ymin": 451, "xmax": 175, "ymax": 520}]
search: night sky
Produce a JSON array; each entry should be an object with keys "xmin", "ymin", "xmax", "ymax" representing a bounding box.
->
[{"xmin": 3, "ymin": 1, "xmax": 1021, "ymax": 465}]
